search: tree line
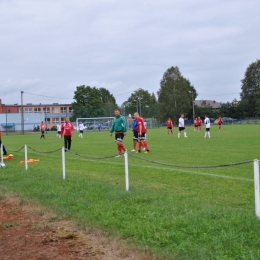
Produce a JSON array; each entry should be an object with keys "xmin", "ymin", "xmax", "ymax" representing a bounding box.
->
[{"xmin": 72, "ymin": 59, "xmax": 260, "ymax": 121}]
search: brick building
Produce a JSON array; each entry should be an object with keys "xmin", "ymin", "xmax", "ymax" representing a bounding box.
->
[{"xmin": 0, "ymin": 99, "xmax": 72, "ymax": 128}]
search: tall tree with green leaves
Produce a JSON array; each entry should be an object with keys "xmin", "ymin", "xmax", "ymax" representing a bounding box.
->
[
  {"xmin": 240, "ymin": 59, "xmax": 260, "ymax": 116},
  {"xmin": 158, "ymin": 66, "xmax": 197, "ymax": 122},
  {"xmin": 99, "ymin": 87, "xmax": 118, "ymax": 117},
  {"xmin": 71, "ymin": 85, "xmax": 104, "ymax": 120}
]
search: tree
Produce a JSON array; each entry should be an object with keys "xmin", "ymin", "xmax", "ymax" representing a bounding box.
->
[
  {"xmin": 71, "ymin": 85, "xmax": 104, "ymax": 120},
  {"xmin": 157, "ymin": 66, "xmax": 197, "ymax": 122},
  {"xmin": 240, "ymin": 59, "xmax": 260, "ymax": 116},
  {"xmin": 124, "ymin": 89, "xmax": 153, "ymax": 118},
  {"xmin": 99, "ymin": 88, "xmax": 118, "ymax": 117}
]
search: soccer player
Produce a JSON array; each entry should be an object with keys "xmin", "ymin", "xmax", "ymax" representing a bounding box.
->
[
  {"xmin": 197, "ymin": 117, "xmax": 202, "ymax": 132},
  {"xmin": 110, "ymin": 109, "xmax": 127, "ymax": 157},
  {"xmin": 61, "ymin": 117, "xmax": 75, "ymax": 151},
  {"xmin": 40, "ymin": 121, "xmax": 45, "ymax": 139},
  {"xmin": 166, "ymin": 118, "xmax": 173, "ymax": 134},
  {"xmin": 131, "ymin": 118, "xmax": 138, "ymax": 152},
  {"xmin": 178, "ymin": 114, "xmax": 188, "ymax": 138},
  {"xmin": 204, "ymin": 114, "xmax": 211, "ymax": 138},
  {"xmin": 134, "ymin": 112, "xmax": 150, "ymax": 153},
  {"xmin": 56, "ymin": 123, "xmax": 61, "ymax": 138},
  {"xmin": 217, "ymin": 116, "xmax": 223, "ymax": 131},
  {"xmin": 0, "ymin": 126, "xmax": 7, "ymax": 155},
  {"xmin": 97, "ymin": 123, "xmax": 102, "ymax": 131},
  {"xmin": 78, "ymin": 121, "xmax": 84, "ymax": 138},
  {"xmin": 194, "ymin": 117, "xmax": 198, "ymax": 131}
]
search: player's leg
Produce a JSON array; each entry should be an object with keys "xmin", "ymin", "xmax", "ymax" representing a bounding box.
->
[
  {"xmin": 67, "ymin": 136, "xmax": 72, "ymax": 150},
  {"xmin": 208, "ymin": 128, "xmax": 211, "ymax": 138},
  {"xmin": 64, "ymin": 136, "xmax": 68, "ymax": 151}
]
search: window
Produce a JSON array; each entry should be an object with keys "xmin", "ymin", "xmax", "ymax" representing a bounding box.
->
[
  {"xmin": 69, "ymin": 107, "xmax": 72, "ymax": 113},
  {"xmin": 61, "ymin": 117, "xmax": 66, "ymax": 123},
  {"xmin": 60, "ymin": 107, "xmax": 67, "ymax": 113},
  {"xmin": 52, "ymin": 118, "xmax": 60, "ymax": 124},
  {"xmin": 25, "ymin": 108, "xmax": 32, "ymax": 113},
  {"xmin": 34, "ymin": 108, "xmax": 41, "ymax": 113},
  {"xmin": 43, "ymin": 107, "xmax": 50, "ymax": 113},
  {"xmin": 52, "ymin": 107, "xmax": 59, "ymax": 113},
  {"xmin": 45, "ymin": 118, "xmax": 50, "ymax": 124}
]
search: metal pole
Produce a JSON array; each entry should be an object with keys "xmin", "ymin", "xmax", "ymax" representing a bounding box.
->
[
  {"xmin": 192, "ymin": 92, "xmax": 195, "ymax": 120},
  {"xmin": 21, "ymin": 91, "xmax": 24, "ymax": 135},
  {"xmin": 5, "ymin": 110, "xmax": 7, "ymax": 136},
  {"xmin": 254, "ymin": 159, "xmax": 260, "ymax": 218}
]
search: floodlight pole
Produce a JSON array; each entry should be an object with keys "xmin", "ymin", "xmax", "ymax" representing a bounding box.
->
[{"xmin": 21, "ymin": 91, "xmax": 24, "ymax": 135}]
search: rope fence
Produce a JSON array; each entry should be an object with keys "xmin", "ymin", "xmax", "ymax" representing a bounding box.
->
[{"xmin": 1, "ymin": 145, "xmax": 260, "ymax": 218}]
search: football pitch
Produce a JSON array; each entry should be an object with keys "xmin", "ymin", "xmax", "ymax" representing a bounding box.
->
[{"xmin": 1, "ymin": 124, "xmax": 260, "ymax": 259}]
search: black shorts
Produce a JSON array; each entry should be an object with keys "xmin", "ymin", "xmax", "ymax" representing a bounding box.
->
[
  {"xmin": 138, "ymin": 133, "xmax": 146, "ymax": 140},
  {"xmin": 58, "ymin": 131, "xmax": 61, "ymax": 134},
  {"xmin": 41, "ymin": 131, "xmax": 45, "ymax": 134},
  {"xmin": 80, "ymin": 130, "xmax": 83, "ymax": 133},
  {"xmin": 218, "ymin": 124, "xmax": 222, "ymax": 126},
  {"xmin": 179, "ymin": 127, "xmax": 185, "ymax": 131},
  {"xmin": 167, "ymin": 127, "xmax": 172, "ymax": 130},
  {"xmin": 206, "ymin": 128, "xmax": 210, "ymax": 131},
  {"xmin": 197, "ymin": 124, "xmax": 201, "ymax": 127},
  {"xmin": 133, "ymin": 130, "xmax": 139, "ymax": 141},
  {"xmin": 115, "ymin": 133, "xmax": 124, "ymax": 142}
]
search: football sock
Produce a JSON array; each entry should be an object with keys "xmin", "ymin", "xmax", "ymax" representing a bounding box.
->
[
  {"xmin": 178, "ymin": 133, "xmax": 180, "ymax": 137},
  {"xmin": 117, "ymin": 145, "xmax": 122, "ymax": 154},
  {"xmin": 143, "ymin": 140, "xmax": 149, "ymax": 150}
]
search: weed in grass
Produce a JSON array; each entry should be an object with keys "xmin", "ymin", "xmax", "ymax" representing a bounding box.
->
[{"xmin": 4, "ymin": 222, "xmax": 20, "ymax": 228}]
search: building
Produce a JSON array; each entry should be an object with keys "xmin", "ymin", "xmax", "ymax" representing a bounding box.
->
[
  {"xmin": 194, "ymin": 100, "xmax": 221, "ymax": 110},
  {"xmin": 0, "ymin": 99, "xmax": 73, "ymax": 129}
]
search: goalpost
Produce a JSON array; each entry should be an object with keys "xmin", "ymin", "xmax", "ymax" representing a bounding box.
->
[{"xmin": 76, "ymin": 117, "xmax": 115, "ymax": 131}]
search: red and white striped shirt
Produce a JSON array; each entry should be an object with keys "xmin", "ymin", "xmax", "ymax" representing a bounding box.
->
[{"xmin": 61, "ymin": 122, "xmax": 74, "ymax": 136}]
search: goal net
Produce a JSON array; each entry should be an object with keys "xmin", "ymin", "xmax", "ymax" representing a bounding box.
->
[{"xmin": 76, "ymin": 117, "xmax": 115, "ymax": 131}]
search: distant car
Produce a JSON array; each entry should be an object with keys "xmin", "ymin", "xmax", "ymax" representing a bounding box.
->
[
  {"xmin": 214, "ymin": 117, "xmax": 237, "ymax": 124},
  {"xmin": 51, "ymin": 126, "xmax": 57, "ymax": 131}
]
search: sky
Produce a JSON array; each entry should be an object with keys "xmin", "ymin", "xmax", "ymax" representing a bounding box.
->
[{"xmin": 0, "ymin": 0, "xmax": 259, "ymax": 106}]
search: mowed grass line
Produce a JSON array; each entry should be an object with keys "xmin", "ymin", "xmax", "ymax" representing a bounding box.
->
[{"xmin": 1, "ymin": 125, "xmax": 260, "ymax": 259}]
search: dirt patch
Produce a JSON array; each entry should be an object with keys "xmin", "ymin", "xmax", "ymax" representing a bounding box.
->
[{"xmin": 0, "ymin": 195, "xmax": 155, "ymax": 260}]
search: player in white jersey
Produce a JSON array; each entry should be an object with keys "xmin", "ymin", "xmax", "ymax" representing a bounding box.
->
[
  {"xmin": 56, "ymin": 123, "xmax": 61, "ymax": 138},
  {"xmin": 78, "ymin": 122, "xmax": 85, "ymax": 138},
  {"xmin": 204, "ymin": 115, "xmax": 211, "ymax": 138},
  {"xmin": 178, "ymin": 114, "xmax": 188, "ymax": 138}
]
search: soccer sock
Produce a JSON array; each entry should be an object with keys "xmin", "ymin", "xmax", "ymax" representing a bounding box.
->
[
  {"xmin": 133, "ymin": 141, "xmax": 137, "ymax": 150},
  {"xmin": 119, "ymin": 142, "xmax": 126, "ymax": 151},
  {"xmin": 208, "ymin": 132, "xmax": 210, "ymax": 138},
  {"xmin": 143, "ymin": 140, "xmax": 149, "ymax": 150},
  {"xmin": 184, "ymin": 132, "xmax": 187, "ymax": 137},
  {"xmin": 117, "ymin": 144, "xmax": 122, "ymax": 154},
  {"xmin": 178, "ymin": 133, "xmax": 180, "ymax": 137},
  {"xmin": 138, "ymin": 141, "xmax": 143, "ymax": 151}
]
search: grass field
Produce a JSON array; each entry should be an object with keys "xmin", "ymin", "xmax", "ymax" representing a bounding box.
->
[{"xmin": 1, "ymin": 124, "xmax": 260, "ymax": 259}]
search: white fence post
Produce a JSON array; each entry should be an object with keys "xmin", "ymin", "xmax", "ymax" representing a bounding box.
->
[
  {"xmin": 24, "ymin": 144, "xmax": 28, "ymax": 170},
  {"xmin": 62, "ymin": 147, "xmax": 66, "ymax": 180},
  {"xmin": 254, "ymin": 159, "xmax": 260, "ymax": 218},
  {"xmin": 124, "ymin": 151, "xmax": 129, "ymax": 191},
  {"xmin": 0, "ymin": 144, "xmax": 5, "ymax": 167}
]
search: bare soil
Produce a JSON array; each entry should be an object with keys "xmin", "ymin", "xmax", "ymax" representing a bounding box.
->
[{"xmin": 0, "ymin": 195, "xmax": 155, "ymax": 260}]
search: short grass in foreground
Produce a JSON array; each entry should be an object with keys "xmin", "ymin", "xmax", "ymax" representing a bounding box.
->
[{"xmin": 1, "ymin": 124, "xmax": 260, "ymax": 259}]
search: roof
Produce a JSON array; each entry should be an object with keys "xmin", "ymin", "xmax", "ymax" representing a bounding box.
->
[{"xmin": 194, "ymin": 100, "xmax": 221, "ymax": 109}]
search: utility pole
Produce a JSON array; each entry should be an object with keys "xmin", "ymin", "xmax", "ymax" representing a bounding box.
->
[
  {"xmin": 192, "ymin": 91, "xmax": 195, "ymax": 120},
  {"xmin": 21, "ymin": 91, "xmax": 24, "ymax": 135}
]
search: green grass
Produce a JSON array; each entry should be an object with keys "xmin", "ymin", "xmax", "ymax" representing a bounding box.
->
[{"xmin": 1, "ymin": 125, "xmax": 260, "ymax": 259}]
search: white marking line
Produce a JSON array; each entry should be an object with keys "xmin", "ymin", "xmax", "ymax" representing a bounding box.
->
[{"xmin": 39, "ymin": 153, "xmax": 253, "ymax": 182}]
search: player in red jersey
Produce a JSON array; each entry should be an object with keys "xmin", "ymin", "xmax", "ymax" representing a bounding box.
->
[
  {"xmin": 61, "ymin": 117, "xmax": 75, "ymax": 151},
  {"xmin": 40, "ymin": 121, "xmax": 46, "ymax": 139},
  {"xmin": 194, "ymin": 117, "xmax": 198, "ymax": 131},
  {"xmin": 217, "ymin": 116, "xmax": 223, "ymax": 131},
  {"xmin": 197, "ymin": 117, "xmax": 202, "ymax": 132},
  {"xmin": 166, "ymin": 118, "xmax": 173, "ymax": 134},
  {"xmin": 134, "ymin": 112, "xmax": 149, "ymax": 153}
]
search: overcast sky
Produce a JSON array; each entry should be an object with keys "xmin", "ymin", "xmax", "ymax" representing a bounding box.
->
[{"xmin": 0, "ymin": 0, "xmax": 259, "ymax": 106}]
